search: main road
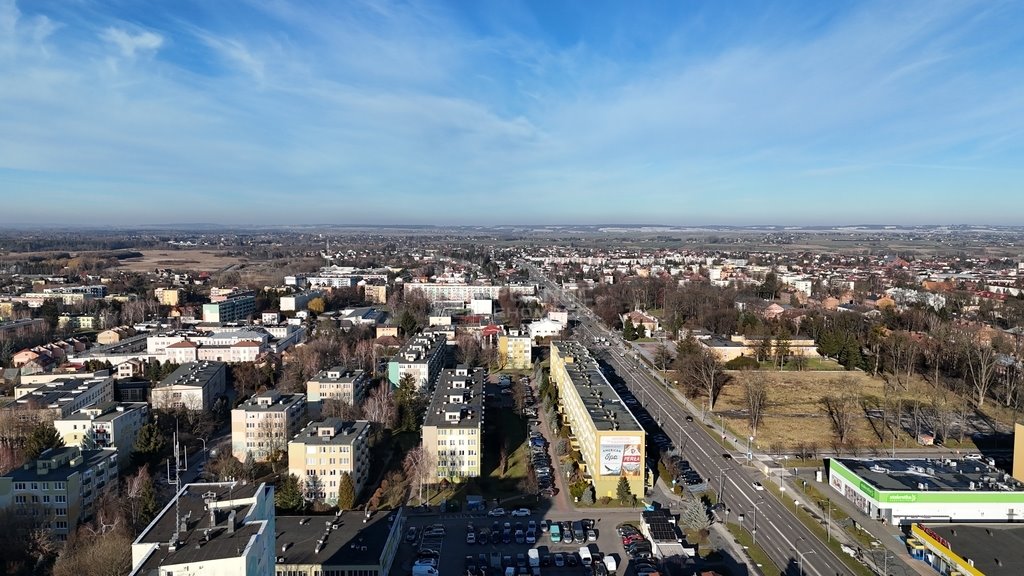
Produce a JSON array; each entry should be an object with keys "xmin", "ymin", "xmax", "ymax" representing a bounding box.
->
[{"xmin": 525, "ymin": 262, "xmax": 859, "ymax": 576}]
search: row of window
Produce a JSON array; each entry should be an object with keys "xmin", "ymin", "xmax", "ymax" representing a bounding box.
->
[
  {"xmin": 13, "ymin": 482, "xmax": 68, "ymax": 491},
  {"xmin": 437, "ymin": 439, "xmax": 477, "ymax": 446}
]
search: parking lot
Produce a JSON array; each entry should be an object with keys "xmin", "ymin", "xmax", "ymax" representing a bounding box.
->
[{"xmin": 396, "ymin": 511, "xmax": 651, "ymax": 576}]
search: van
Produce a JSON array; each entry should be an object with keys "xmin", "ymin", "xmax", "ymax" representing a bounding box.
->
[
  {"xmin": 528, "ymin": 549, "xmax": 540, "ymax": 568},
  {"xmin": 578, "ymin": 546, "xmax": 592, "ymax": 565},
  {"xmin": 549, "ymin": 523, "xmax": 562, "ymax": 543}
]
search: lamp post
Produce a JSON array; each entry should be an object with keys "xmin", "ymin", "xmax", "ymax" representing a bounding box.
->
[
  {"xmin": 751, "ymin": 499, "xmax": 762, "ymax": 546},
  {"xmin": 747, "ymin": 436, "xmax": 754, "ymax": 461},
  {"xmin": 793, "ymin": 538, "xmax": 816, "ymax": 576}
]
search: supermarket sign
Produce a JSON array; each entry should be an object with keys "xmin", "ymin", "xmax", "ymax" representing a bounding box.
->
[{"xmin": 829, "ymin": 460, "xmax": 1024, "ymax": 505}]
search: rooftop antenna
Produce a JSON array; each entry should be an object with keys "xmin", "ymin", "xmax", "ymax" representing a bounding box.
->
[{"xmin": 166, "ymin": 418, "xmax": 186, "ymax": 546}]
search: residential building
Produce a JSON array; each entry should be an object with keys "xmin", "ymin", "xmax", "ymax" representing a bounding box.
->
[
  {"xmin": 363, "ymin": 283, "xmax": 388, "ymax": 304},
  {"xmin": 0, "ymin": 447, "xmax": 119, "ymax": 540},
  {"xmin": 527, "ymin": 318, "xmax": 565, "ymax": 340},
  {"xmin": 279, "ymin": 290, "xmax": 324, "ymax": 312},
  {"xmin": 305, "ymin": 368, "xmax": 371, "ymax": 416},
  {"xmin": 151, "ymin": 361, "xmax": 227, "ymax": 412},
  {"xmin": 274, "ymin": 509, "xmax": 404, "ymax": 576},
  {"xmin": 230, "ymin": 391, "xmax": 307, "ymax": 462},
  {"xmin": 129, "ymin": 481, "xmax": 275, "ymax": 576},
  {"xmin": 114, "ymin": 378, "xmax": 151, "ymax": 403},
  {"xmin": 549, "ymin": 341, "xmax": 646, "ymax": 499},
  {"xmin": 620, "ymin": 310, "xmax": 660, "ymax": 335},
  {"xmin": 386, "ymin": 332, "xmax": 447, "ymax": 388},
  {"xmin": 0, "ymin": 318, "xmax": 46, "ymax": 339},
  {"xmin": 57, "ymin": 314, "xmax": 98, "ymax": 331},
  {"xmin": 117, "ymin": 358, "xmax": 145, "ymax": 379},
  {"xmin": 202, "ymin": 292, "xmax": 256, "ymax": 323},
  {"xmin": 403, "ymin": 282, "xmax": 535, "ymax": 303},
  {"xmin": 97, "ymin": 326, "xmax": 133, "ymax": 345},
  {"xmin": 287, "ymin": 419, "xmax": 371, "ymax": 505},
  {"xmin": 498, "ymin": 334, "xmax": 533, "ymax": 370},
  {"xmin": 154, "ymin": 287, "xmax": 181, "ymax": 306},
  {"xmin": 54, "ymin": 402, "xmax": 149, "ymax": 468},
  {"xmin": 421, "ymin": 366, "xmax": 485, "ymax": 481},
  {"xmin": 3, "ymin": 375, "xmax": 115, "ymax": 422},
  {"xmin": 829, "ymin": 457, "xmax": 1024, "ymax": 525}
]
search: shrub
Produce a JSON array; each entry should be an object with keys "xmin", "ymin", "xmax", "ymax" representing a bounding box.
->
[{"xmin": 724, "ymin": 356, "xmax": 760, "ymax": 370}]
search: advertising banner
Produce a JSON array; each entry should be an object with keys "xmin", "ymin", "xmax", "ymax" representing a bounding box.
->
[{"xmin": 600, "ymin": 436, "xmax": 643, "ymax": 476}]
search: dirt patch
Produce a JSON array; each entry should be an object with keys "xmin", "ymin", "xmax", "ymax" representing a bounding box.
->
[{"xmin": 114, "ymin": 250, "xmax": 246, "ymax": 273}]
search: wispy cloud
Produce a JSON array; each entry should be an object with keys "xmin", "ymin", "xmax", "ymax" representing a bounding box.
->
[
  {"xmin": 101, "ymin": 26, "xmax": 163, "ymax": 58},
  {"xmin": 0, "ymin": 0, "xmax": 1022, "ymax": 225}
]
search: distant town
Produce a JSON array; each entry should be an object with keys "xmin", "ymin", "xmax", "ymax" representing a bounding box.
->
[{"xmin": 2, "ymin": 227, "xmax": 1024, "ymax": 576}]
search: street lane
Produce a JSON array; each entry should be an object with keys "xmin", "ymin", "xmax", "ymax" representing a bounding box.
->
[{"xmin": 525, "ymin": 262, "xmax": 857, "ymax": 576}]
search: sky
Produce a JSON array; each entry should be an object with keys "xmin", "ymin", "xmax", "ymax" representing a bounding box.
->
[{"xmin": 1, "ymin": 0, "xmax": 1023, "ymax": 226}]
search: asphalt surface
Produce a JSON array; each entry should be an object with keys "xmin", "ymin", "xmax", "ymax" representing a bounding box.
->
[{"xmin": 526, "ymin": 263, "xmax": 860, "ymax": 576}]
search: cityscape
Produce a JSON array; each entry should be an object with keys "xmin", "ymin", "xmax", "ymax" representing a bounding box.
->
[{"xmin": 3, "ymin": 2, "xmax": 1024, "ymax": 576}]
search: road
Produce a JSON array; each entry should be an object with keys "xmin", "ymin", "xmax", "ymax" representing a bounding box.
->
[{"xmin": 526, "ymin": 262, "xmax": 859, "ymax": 576}]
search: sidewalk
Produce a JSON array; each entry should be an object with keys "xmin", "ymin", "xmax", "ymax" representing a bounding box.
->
[
  {"xmin": 653, "ymin": 481, "xmax": 760, "ymax": 576},
  {"xmin": 774, "ymin": 471, "xmax": 932, "ymax": 576}
]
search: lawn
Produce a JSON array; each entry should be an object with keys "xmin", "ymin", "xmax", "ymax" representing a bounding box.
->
[
  {"xmin": 713, "ymin": 370, "xmax": 988, "ymax": 452},
  {"xmin": 724, "ymin": 522, "xmax": 781, "ymax": 576},
  {"xmin": 477, "ymin": 408, "xmax": 531, "ymax": 499}
]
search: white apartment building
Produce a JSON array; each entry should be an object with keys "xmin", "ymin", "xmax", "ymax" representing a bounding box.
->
[
  {"xmin": 305, "ymin": 367, "xmax": 371, "ymax": 416},
  {"xmin": 386, "ymin": 333, "xmax": 447, "ymax": 389},
  {"xmin": 151, "ymin": 361, "xmax": 227, "ymax": 412},
  {"xmin": 0, "ymin": 447, "xmax": 119, "ymax": 540},
  {"xmin": 54, "ymin": 402, "xmax": 149, "ymax": 468},
  {"xmin": 129, "ymin": 482, "xmax": 275, "ymax": 576},
  {"xmin": 4, "ymin": 375, "xmax": 115, "ymax": 421},
  {"xmin": 421, "ymin": 367, "xmax": 485, "ymax": 481},
  {"xmin": 230, "ymin": 391, "xmax": 307, "ymax": 462}
]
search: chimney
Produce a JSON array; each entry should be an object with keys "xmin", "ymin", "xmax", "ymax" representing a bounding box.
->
[
  {"xmin": 210, "ymin": 507, "xmax": 218, "ymax": 527},
  {"xmin": 227, "ymin": 509, "xmax": 236, "ymax": 534}
]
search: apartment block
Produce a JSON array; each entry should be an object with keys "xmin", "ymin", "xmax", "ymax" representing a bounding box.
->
[
  {"xmin": 363, "ymin": 283, "xmax": 388, "ymax": 304},
  {"xmin": 386, "ymin": 332, "xmax": 447, "ymax": 389},
  {"xmin": 498, "ymin": 334, "xmax": 533, "ymax": 370},
  {"xmin": 421, "ymin": 366, "xmax": 485, "ymax": 482},
  {"xmin": 280, "ymin": 290, "xmax": 324, "ymax": 312},
  {"xmin": 231, "ymin": 390, "xmax": 308, "ymax": 462},
  {"xmin": 287, "ymin": 419, "xmax": 371, "ymax": 505},
  {"xmin": 4, "ymin": 375, "xmax": 115, "ymax": 422},
  {"xmin": 0, "ymin": 447, "xmax": 119, "ymax": 540},
  {"xmin": 151, "ymin": 361, "xmax": 227, "ymax": 412},
  {"xmin": 154, "ymin": 287, "xmax": 181, "ymax": 306},
  {"xmin": 550, "ymin": 340, "xmax": 645, "ymax": 499},
  {"xmin": 129, "ymin": 481, "xmax": 275, "ymax": 576},
  {"xmin": 402, "ymin": 282, "xmax": 535, "ymax": 303},
  {"xmin": 54, "ymin": 402, "xmax": 149, "ymax": 468},
  {"xmin": 202, "ymin": 292, "xmax": 256, "ymax": 323},
  {"xmin": 305, "ymin": 367, "xmax": 371, "ymax": 416}
]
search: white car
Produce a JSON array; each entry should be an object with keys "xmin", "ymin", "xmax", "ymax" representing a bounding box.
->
[
  {"xmin": 488, "ymin": 508, "xmax": 506, "ymax": 517},
  {"xmin": 466, "ymin": 532, "xmax": 477, "ymax": 545},
  {"xmin": 752, "ymin": 481, "xmax": 764, "ymax": 491},
  {"xmin": 511, "ymin": 508, "xmax": 531, "ymax": 517}
]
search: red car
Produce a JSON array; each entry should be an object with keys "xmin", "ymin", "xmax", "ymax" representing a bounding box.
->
[{"xmin": 622, "ymin": 534, "xmax": 646, "ymax": 546}]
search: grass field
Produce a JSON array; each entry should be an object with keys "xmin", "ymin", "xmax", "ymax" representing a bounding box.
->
[{"xmin": 712, "ymin": 370, "xmax": 1004, "ymax": 452}]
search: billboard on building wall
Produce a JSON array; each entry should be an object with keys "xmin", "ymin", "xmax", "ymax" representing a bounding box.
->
[{"xmin": 599, "ymin": 436, "xmax": 643, "ymax": 476}]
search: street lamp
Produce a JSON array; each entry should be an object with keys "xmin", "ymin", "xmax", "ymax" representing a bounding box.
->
[
  {"xmin": 793, "ymin": 538, "xmax": 816, "ymax": 576},
  {"xmin": 751, "ymin": 498, "xmax": 762, "ymax": 546},
  {"xmin": 747, "ymin": 436, "xmax": 754, "ymax": 461}
]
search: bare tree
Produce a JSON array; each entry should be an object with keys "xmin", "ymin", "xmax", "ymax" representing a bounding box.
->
[
  {"xmin": 680, "ymin": 348, "xmax": 730, "ymax": 411},
  {"xmin": 962, "ymin": 334, "xmax": 997, "ymax": 407},
  {"xmin": 363, "ymin": 382, "xmax": 397, "ymax": 429},
  {"xmin": 742, "ymin": 372, "xmax": 769, "ymax": 437},
  {"xmin": 821, "ymin": 377, "xmax": 859, "ymax": 446},
  {"xmin": 402, "ymin": 446, "xmax": 436, "ymax": 504}
]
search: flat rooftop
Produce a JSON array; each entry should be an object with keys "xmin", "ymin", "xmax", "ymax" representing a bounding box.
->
[
  {"xmin": 836, "ymin": 458, "xmax": 1024, "ymax": 493},
  {"xmin": 922, "ymin": 523, "xmax": 1024, "ymax": 576},
  {"xmin": 5, "ymin": 447, "xmax": 116, "ymax": 482},
  {"xmin": 423, "ymin": 367, "xmax": 484, "ymax": 429},
  {"xmin": 135, "ymin": 482, "xmax": 267, "ymax": 573},
  {"xmin": 555, "ymin": 341, "xmax": 642, "ymax": 432},
  {"xmin": 61, "ymin": 401, "xmax": 148, "ymax": 421},
  {"xmin": 157, "ymin": 361, "xmax": 225, "ymax": 388},
  {"xmin": 276, "ymin": 510, "xmax": 398, "ymax": 568},
  {"xmin": 292, "ymin": 418, "xmax": 370, "ymax": 446},
  {"xmin": 234, "ymin": 391, "xmax": 306, "ymax": 412}
]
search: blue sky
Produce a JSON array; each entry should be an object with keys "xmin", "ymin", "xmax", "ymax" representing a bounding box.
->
[{"xmin": 1, "ymin": 0, "xmax": 1023, "ymax": 226}]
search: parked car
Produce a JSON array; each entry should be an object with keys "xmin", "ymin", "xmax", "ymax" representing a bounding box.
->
[
  {"xmin": 489, "ymin": 508, "xmax": 506, "ymax": 517},
  {"xmin": 511, "ymin": 508, "xmax": 531, "ymax": 517},
  {"xmin": 405, "ymin": 527, "xmax": 419, "ymax": 543},
  {"xmin": 553, "ymin": 554, "xmax": 565, "ymax": 568}
]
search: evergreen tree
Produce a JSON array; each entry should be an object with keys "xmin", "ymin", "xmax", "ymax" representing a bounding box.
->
[
  {"xmin": 616, "ymin": 476, "xmax": 634, "ymax": 506},
  {"xmin": 275, "ymin": 474, "xmax": 305, "ymax": 511},
  {"xmin": 394, "ymin": 373, "xmax": 424, "ymax": 432},
  {"xmin": 337, "ymin": 471, "xmax": 356, "ymax": 509},
  {"xmin": 623, "ymin": 318, "xmax": 637, "ymax": 341},
  {"xmin": 132, "ymin": 422, "xmax": 167, "ymax": 467},
  {"xmin": 636, "ymin": 323, "xmax": 647, "ymax": 339},
  {"xmin": 580, "ymin": 484, "xmax": 595, "ymax": 505},
  {"xmin": 25, "ymin": 423, "xmax": 64, "ymax": 459}
]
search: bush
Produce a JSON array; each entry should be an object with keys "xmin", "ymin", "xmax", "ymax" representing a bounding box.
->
[
  {"xmin": 657, "ymin": 459, "xmax": 672, "ymax": 483},
  {"xmin": 580, "ymin": 485, "xmax": 595, "ymax": 505},
  {"xmin": 724, "ymin": 356, "xmax": 760, "ymax": 370},
  {"xmin": 598, "ymin": 496, "xmax": 613, "ymax": 505}
]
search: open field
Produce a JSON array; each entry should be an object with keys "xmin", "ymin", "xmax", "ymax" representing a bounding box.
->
[
  {"xmin": 114, "ymin": 249, "xmax": 247, "ymax": 272},
  {"xmin": 712, "ymin": 370, "xmax": 1015, "ymax": 452}
]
